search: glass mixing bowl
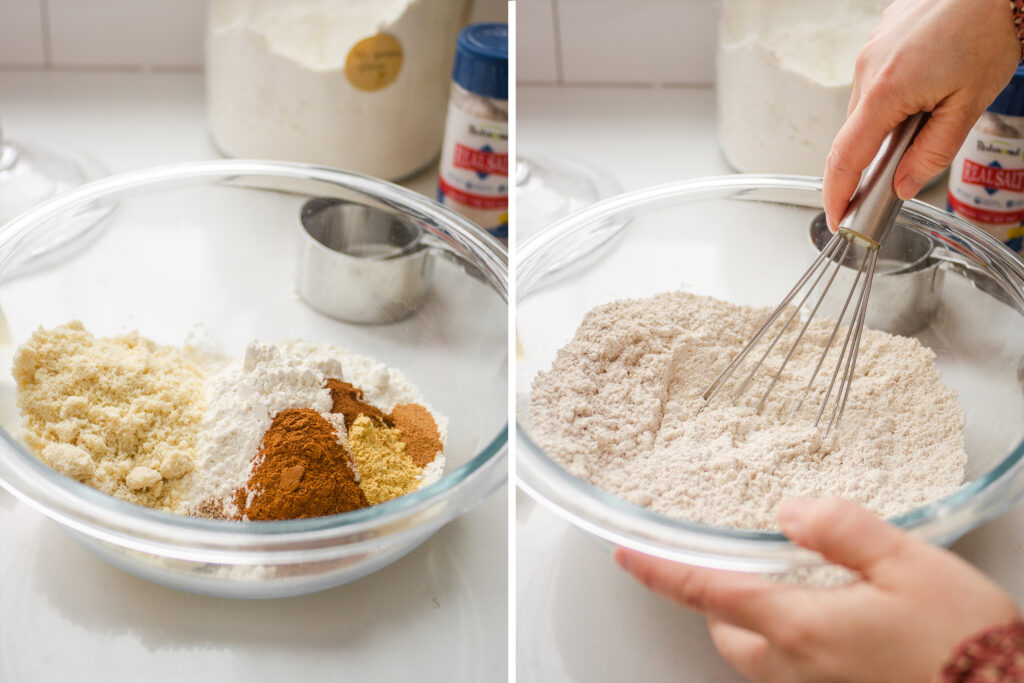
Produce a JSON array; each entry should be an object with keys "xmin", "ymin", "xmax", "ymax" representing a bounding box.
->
[
  {"xmin": 0, "ymin": 160, "xmax": 507, "ymax": 598},
  {"xmin": 517, "ymin": 174, "xmax": 1024, "ymax": 574}
]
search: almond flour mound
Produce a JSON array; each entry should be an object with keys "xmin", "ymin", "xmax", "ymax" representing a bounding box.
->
[
  {"xmin": 12, "ymin": 321, "xmax": 205, "ymax": 511},
  {"xmin": 530, "ymin": 291, "xmax": 967, "ymax": 530}
]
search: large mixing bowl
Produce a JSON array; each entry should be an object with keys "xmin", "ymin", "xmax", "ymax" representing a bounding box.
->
[
  {"xmin": 517, "ymin": 175, "xmax": 1024, "ymax": 574},
  {"xmin": 0, "ymin": 160, "xmax": 507, "ymax": 598}
]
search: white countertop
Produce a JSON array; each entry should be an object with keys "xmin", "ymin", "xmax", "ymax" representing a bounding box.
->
[
  {"xmin": 0, "ymin": 71, "xmax": 507, "ymax": 682},
  {"xmin": 516, "ymin": 84, "xmax": 1024, "ymax": 682},
  {"xmin": 6, "ymin": 71, "xmax": 1021, "ymax": 683}
]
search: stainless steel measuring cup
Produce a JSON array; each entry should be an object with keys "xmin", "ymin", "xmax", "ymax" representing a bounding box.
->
[
  {"xmin": 297, "ymin": 197, "xmax": 433, "ymax": 324},
  {"xmin": 809, "ymin": 212, "xmax": 944, "ymax": 335},
  {"xmin": 809, "ymin": 210, "xmax": 1024, "ymax": 336}
]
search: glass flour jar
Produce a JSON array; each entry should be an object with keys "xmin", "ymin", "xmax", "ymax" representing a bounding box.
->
[
  {"xmin": 717, "ymin": 0, "xmax": 887, "ymax": 176},
  {"xmin": 206, "ymin": 0, "xmax": 470, "ymax": 181}
]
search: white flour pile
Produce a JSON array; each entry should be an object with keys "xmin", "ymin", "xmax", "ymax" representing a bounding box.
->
[
  {"xmin": 181, "ymin": 341, "xmax": 346, "ymax": 516},
  {"xmin": 183, "ymin": 340, "xmax": 448, "ymax": 517},
  {"xmin": 530, "ymin": 291, "xmax": 966, "ymax": 530}
]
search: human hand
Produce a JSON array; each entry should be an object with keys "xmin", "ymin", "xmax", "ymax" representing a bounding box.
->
[
  {"xmin": 822, "ymin": 0, "xmax": 1021, "ymax": 230},
  {"xmin": 614, "ymin": 498, "xmax": 1021, "ymax": 682}
]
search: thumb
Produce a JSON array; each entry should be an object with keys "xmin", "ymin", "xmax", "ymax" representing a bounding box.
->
[
  {"xmin": 776, "ymin": 497, "xmax": 925, "ymax": 582},
  {"xmin": 893, "ymin": 101, "xmax": 978, "ymax": 200}
]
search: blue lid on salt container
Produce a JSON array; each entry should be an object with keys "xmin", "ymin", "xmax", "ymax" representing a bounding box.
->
[{"xmin": 451, "ymin": 23, "xmax": 508, "ymax": 101}]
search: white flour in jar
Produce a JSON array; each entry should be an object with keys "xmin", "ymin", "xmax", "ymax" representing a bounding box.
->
[
  {"xmin": 206, "ymin": 0, "xmax": 468, "ymax": 180},
  {"xmin": 717, "ymin": 2, "xmax": 882, "ymax": 175},
  {"xmin": 530, "ymin": 291, "xmax": 966, "ymax": 531}
]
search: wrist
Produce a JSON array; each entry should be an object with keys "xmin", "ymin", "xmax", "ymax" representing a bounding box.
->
[{"xmin": 937, "ymin": 619, "xmax": 1024, "ymax": 682}]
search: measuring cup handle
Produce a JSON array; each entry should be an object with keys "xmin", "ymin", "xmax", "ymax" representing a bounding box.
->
[
  {"xmin": 421, "ymin": 235, "xmax": 490, "ymax": 284},
  {"xmin": 932, "ymin": 248, "xmax": 1024, "ymax": 314}
]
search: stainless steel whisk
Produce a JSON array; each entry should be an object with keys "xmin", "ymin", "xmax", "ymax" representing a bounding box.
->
[{"xmin": 701, "ymin": 112, "xmax": 929, "ymax": 434}]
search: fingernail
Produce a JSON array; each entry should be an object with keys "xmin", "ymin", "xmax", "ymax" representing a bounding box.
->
[
  {"xmin": 776, "ymin": 498, "xmax": 812, "ymax": 534},
  {"xmin": 895, "ymin": 175, "xmax": 922, "ymax": 200}
]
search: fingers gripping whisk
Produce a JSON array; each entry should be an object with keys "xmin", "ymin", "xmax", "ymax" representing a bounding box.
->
[{"xmin": 700, "ymin": 230, "xmax": 878, "ymax": 435}]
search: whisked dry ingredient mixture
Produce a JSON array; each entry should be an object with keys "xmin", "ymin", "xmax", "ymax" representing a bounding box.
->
[
  {"xmin": 13, "ymin": 322, "xmax": 447, "ymax": 520},
  {"xmin": 530, "ymin": 291, "xmax": 967, "ymax": 530}
]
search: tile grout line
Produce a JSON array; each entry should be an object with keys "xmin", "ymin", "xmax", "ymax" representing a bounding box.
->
[
  {"xmin": 0, "ymin": 64, "xmax": 205, "ymax": 74},
  {"xmin": 551, "ymin": 0, "xmax": 564, "ymax": 85},
  {"xmin": 517, "ymin": 80, "xmax": 715, "ymax": 90},
  {"xmin": 39, "ymin": 0, "xmax": 52, "ymax": 68}
]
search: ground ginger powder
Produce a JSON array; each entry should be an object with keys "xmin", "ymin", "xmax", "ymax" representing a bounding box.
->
[
  {"xmin": 347, "ymin": 415, "xmax": 420, "ymax": 505},
  {"xmin": 12, "ymin": 321, "xmax": 204, "ymax": 511}
]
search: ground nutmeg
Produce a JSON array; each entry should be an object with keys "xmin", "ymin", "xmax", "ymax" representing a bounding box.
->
[{"xmin": 327, "ymin": 378, "xmax": 442, "ymax": 467}]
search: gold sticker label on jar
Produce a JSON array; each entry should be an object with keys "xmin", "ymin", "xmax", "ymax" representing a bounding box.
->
[{"xmin": 345, "ymin": 34, "xmax": 403, "ymax": 92}]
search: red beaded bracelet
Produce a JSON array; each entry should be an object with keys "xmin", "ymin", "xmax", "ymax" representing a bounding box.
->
[
  {"xmin": 939, "ymin": 620, "xmax": 1024, "ymax": 682},
  {"xmin": 1013, "ymin": 0, "xmax": 1024, "ymax": 60}
]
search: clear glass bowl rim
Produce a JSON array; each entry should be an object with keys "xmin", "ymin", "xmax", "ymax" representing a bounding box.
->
[
  {"xmin": 517, "ymin": 173, "xmax": 1024, "ymax": 571},
  {"xmin": 0, "ymin": 159, "xmax": 508, "ymax": 562}
]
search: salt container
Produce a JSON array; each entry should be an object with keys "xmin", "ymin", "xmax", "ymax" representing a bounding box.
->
[
  {"xmin": 437, "ymin": 23, "xmax": 509, "ymax": 238},
  {"xmin": 948, "ymin": 64, "xmax": 1024, "ymax": 252}
]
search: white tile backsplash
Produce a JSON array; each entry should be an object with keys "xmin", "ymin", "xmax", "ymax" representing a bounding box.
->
[
  {"xmin": 558, "ymin": 0, "xmax": 717, "ymax": 85},
  {"xmin": 0, "ymin": 0, "xmax": 720, "ymax": 86},
  {"xmin": 516, "ymin": 0, "xmax": 718, "ymax": 85},
  {"xmin": 1, "ymin": 0, "xmax": 509, "ymax": 71},
  {"xmin": 0, "ymin": 0, "xmax": 45, "ymax": 66},
  {"xmin": 517, "ymin": 0, "xmax": 558, "ymax": 83},
  {"xmin": 471, "ymin": 0, "xmax": 509, "ymax": 23},
  {"xmin": 47, "ymin": 0, "xmax": 206, "ymax": 68}
]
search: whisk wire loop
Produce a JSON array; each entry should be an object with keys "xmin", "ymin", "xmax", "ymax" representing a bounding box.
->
[
  {"xmin": 731, "ymin": 234, "xmax": 844, "ymax": 403},
  {"xmin": 700, "ymin": 234, "xmax": 844, "ymax": 406},
  {"xmin": 813, "ymin": 242, "xmax": 874, "ymax": 429},
  {"xmin": 826, "ymin": 252, "xmax": 877, "ymax": 435},
  {"xmin": 700, "ymin": 231, "xmax": 880, "ymax": 434},
  {"xmin": 790, "ymin": 239, "xmax": 866, "ymax": 419},
  {"xmin": 753, "ymin": 236, "xmax": 854, "ymax": 415}
]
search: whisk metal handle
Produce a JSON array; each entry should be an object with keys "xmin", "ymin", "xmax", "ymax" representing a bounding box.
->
[{"xmin": 837, "ymin": 111, "xmax": 930, "ymax": 250}]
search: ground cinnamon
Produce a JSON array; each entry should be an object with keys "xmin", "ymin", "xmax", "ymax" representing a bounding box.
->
[
  {"xmin": 390, "ymin": 404, "xmax": 442, "ymax": 468},
  {"xmin": 327, "ymin": 378, "xmax": 441, "ymax": 467},
  {"xmin": 326, "ymin": 379, "xmax": 393, "ymax": 428},
  {"xmin": 235, "ymin": 408, "xmax": 368, "ymax": 520}
]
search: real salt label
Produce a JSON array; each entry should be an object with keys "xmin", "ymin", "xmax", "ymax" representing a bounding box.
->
[
  {"xmin": 948, "ymin": 64, "xmax": 1024, "ymax": 252},
  {"xmin": 437, "ymin": 24, "xmax": 508, "ymax": 239}
]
